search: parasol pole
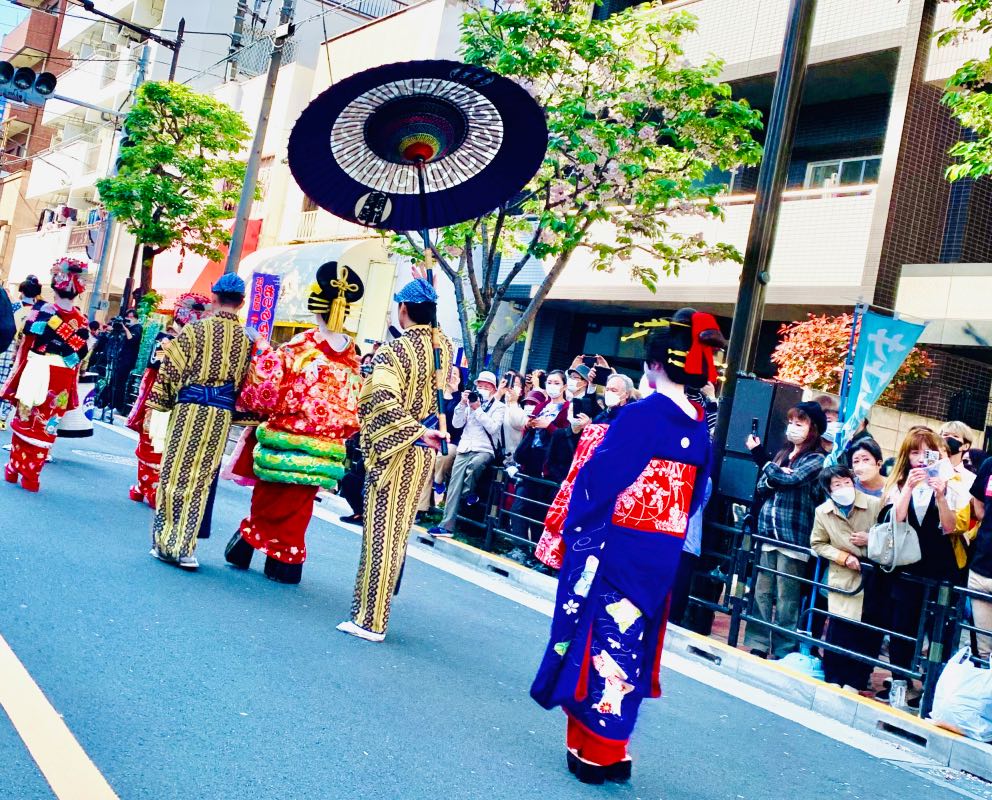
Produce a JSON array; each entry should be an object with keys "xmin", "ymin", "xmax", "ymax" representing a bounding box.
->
[{"xmin": 415, "ymin": 159, "xmax": 450, "ymax": 457}]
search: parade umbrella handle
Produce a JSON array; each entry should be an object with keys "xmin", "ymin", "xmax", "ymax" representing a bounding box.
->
[{"xmin": 416, "ymin": 159, "xmax": 449, "ymax": 458}]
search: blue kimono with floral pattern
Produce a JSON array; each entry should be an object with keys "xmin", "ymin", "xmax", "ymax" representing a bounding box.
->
[{"xmin": 531, "ymin": 392, "xmax": 711, "ymax": 744}]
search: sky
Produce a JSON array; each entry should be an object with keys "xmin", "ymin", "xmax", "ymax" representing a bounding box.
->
[{"xmin": 0, "ymin": 2, "xmax": 27, "ymax": 38}]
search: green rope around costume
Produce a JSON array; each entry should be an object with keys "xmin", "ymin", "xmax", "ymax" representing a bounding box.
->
[
  {"xmin": 253, "ymin": 444, "xmax": 346, "ymax": 488},
  {"xmin": 256, "ymin": 422, "xmax": 347, "ymax": 461}
]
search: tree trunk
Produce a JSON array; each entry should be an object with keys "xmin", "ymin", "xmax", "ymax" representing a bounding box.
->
[{"xmin": 138, "ymin": 244, "xmax": 157, "ymax": 297}]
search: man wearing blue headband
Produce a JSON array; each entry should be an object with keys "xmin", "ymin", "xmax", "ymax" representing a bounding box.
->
[
  {"xmin": 338, "ymin": 277, "xmax": 452, "ymax": 642},
  {"xmin": 148, "ymin": 272, "xmax": 256, "ymax": 570}
]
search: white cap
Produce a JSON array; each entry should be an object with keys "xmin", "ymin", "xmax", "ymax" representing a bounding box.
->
[{"xmin": 475, "ymin": 370, "xmax": 498, "ymax": 387}]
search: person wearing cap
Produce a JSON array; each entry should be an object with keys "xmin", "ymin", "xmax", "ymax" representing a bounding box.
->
[
  {"xmin": 1, "ymin": 258, "xmax": 90, "ymax": 492},
  {"xmin": 743, "ymin": 400, "xmax": 827, "ymax": 659},
  {"xmin": 148, "ymin": 272, "xmax": 256, "ymax": 570},
  {"xmin": 428, "ymin": 369, "xmax": 506, "ymax": 537},
  {"xmin": 339, "ymin": 277, "xmax": 453, "ymax": 642}
]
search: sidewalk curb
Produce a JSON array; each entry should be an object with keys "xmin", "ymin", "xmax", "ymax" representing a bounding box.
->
[{"xmin": 404, "ymin": 525, "xmax": 992, "ymax": 779}]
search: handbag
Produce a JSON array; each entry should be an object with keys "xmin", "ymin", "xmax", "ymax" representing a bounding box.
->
[{"xmin": 867, "ymin": 507, "xmax": 921, "ymax": 572}]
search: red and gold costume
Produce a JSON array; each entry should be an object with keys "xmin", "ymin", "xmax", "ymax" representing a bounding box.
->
[
  {"xmin": 1, "ymin": 258, "xmax": 89, "ymax": 492},
  {"xmin": 225, "ymin": 260, "xmax": 363, "ymax": 584},
  {"xmin": 125, "ymin": 293, "xmax": 210, "ymax": 507}
]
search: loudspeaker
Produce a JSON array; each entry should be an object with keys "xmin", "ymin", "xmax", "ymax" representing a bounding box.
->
[{"xmin": 717, "ymin": 377, "xmax": 804, "ymax": 503}]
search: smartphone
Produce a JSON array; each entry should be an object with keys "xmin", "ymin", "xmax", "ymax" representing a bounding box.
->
[
  {"xmin": 582, "ymin": 355, "xmax": 597, "ymax": 368},
  {"xmin": 571, "ymin": 398, "xmax": 583, "ymax": 416},
  {"xmin": 924, "ymin": 448, "xmax": 941, "ymax": 478},
  {"xmin": 751, "ymin": 417, "xmax": 760, "ymax": 436}
]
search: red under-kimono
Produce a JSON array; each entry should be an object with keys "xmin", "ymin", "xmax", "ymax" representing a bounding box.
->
[
  {"xmin": 232, "ymin": 330, "xmax": 360, "ymax": 567},
  {"xmin": 1, "ymin": 302, "xmax": 88, "ymax": 491},
  {"xmin": 126, "ymin": 331, "xmax": 176, "ymax": 507}
]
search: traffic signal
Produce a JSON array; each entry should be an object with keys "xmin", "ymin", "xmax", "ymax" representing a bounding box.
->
[
  {"xmin": 114, "ymin": 123, "xmax": 135, "ymax": 174},
  {"xmin": 0, "ymin": 62, "xmax": 56, "ymax": 107}
]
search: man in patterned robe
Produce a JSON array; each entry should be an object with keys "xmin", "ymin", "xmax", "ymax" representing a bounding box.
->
[
  {"xmin": 338, "ymin": 278, "xmax": 452, "ymax": 642},
  {"xmin": 531, "ymin": 308, "xmax": 725, "ymax": 785},
  {"xmin": 148, "ymin": 274, "xmax": 255, "ymax": 570}
]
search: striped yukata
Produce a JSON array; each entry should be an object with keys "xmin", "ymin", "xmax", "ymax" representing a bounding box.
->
[
  {"xmin": 149, "ymin": 311, "xmax": 252, "ymax": 561},
  {"xmin": 349, "ymin": 324, "xmax": 452, "ymax": 635}
]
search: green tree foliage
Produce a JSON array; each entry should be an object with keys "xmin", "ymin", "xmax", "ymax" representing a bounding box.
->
[
  {"xmin": 393, "ymin": 0, "xmax": 762, "ymax": 373},
  {"xmin": 96, "ymin": 82, "xmax": 252, "ymax": 290},
  {"xmin": 938, "ymin": 0, "xmax": 992, "ymax": 180}
]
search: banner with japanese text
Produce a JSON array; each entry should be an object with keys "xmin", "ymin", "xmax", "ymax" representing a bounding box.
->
[
  {"xmin": 827, "ymin": 310, "xmax": 926, "ymax": 465},
  {"xmin": 246, "ymin": 272, "xmax": 281, "ymax": 342}
]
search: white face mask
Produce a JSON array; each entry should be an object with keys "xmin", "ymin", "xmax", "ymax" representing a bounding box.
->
[
  {"xmin": 478, "ymin": 388, "xmax": 492, "ymax": 402},
  {"xmin": 566, "ymin": 378, "xmax": 579, "ymax": 394},
  {"xmin": 786, "ymin": 423, "xmax": 808, "ymax": 444},
  {"xmin": 830, "ymin": 486, "xmax": 856, "ymax": 507},
  {"xmin": 604, "ymin": 391, "xmax": 621, "ymax": 408},
  {"xmin": 546, "ymin": 383, "xmax": 563, "ymax": 399}
]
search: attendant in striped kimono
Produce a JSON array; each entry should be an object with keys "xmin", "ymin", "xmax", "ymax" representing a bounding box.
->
[
  {"xmin": 148, "ymin": 274, "xmax": 255, "ymax": 570},
  {"xmin": 337, "ymin": 278, "xmax": 452, "ymax": 642}
]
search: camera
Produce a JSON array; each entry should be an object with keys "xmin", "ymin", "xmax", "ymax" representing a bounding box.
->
[
  {"xmin": 110, "ymin": 316, "xmax": 125, "ymax": 333},
  {"xmin": 467, "ymin": 390, "xmax": 480, "ymax": 404}
]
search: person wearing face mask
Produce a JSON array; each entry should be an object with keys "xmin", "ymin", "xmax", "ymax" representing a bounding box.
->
[
  {"xmin": 939, "ymin": 420, "xmax": 976, "ymax": 502},
  {"xmin": 497, "ymin": 371, "xmax": 527, "ymax": 463},
  {"xmin": 742, "ymin": 401, "xmax": 827, "ymax": 660},
  {"xmin": 810, "ymin": 465, "xmax": 881, "ymax": 690},
  {"xmin": 849, "ymin": 439, "xmax": 885, "ymax": 497},
  {"xmin": 428, "ymin": 370, "xmax": 506, "ymax": 538},
  {"xmin": 565, "ymin": 362, "xmax": 603, "ymax": 419},
  {"xmin": 594, "ymin": 374, "xmax": 634, "ymax": 423},
  {"xmin": 511, "ymin": 376, "xmax": 569, "ymax": 546}
]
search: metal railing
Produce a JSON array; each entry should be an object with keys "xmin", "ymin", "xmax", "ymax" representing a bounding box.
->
[{"xmin": 438, "ymin": 476, "xmax": 988, "ymax": 720}]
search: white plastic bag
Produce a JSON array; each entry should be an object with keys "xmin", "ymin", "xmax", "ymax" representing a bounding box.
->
[{"xmin": 929, "ymin": 647, "xmax": 992, "ymax": 742}]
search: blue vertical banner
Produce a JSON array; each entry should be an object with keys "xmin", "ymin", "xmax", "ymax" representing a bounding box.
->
[
  {"xmin": 246, "ymin": 272, "xmax": 281, "ymax": 342},
  {"xmin": 827, "ymin": 309, "xmax": 927, "ymax": 465}
]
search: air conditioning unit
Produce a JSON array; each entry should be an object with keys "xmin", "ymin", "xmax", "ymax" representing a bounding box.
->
[{"xmin": 101, "ymin": 22, "xmax": 120, "ymax": 46}]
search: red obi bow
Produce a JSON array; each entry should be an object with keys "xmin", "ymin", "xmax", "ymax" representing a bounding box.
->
[{"xmin": 686, "ymin": 312, "xmax": 724, "ymax": 384}]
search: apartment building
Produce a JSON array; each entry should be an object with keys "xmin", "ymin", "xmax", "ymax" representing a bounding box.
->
[
  {"xmin": 527, "ymin": 0, "xmax": 992, "ymax": 433},
  {"xmin": 2, "ymin": 0, "xmax": 246, "ymax": 313},
  {"xmin": 0, "ymin": 1, "xmax": 72, "ymax": 283}
]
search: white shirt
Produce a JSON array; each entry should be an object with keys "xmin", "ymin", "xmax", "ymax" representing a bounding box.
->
[{"xmin": 452, "ymin": 398, "xmax": 506, "ymax": 455}]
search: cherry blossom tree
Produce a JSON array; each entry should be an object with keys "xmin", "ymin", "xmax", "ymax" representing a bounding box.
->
[{"xmin": 394, "ymin": 0, "xmax": 762, "ymax": 374}]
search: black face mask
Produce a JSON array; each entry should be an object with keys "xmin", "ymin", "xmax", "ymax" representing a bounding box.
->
[{"xmin": 944, "ymin": 437, "xmax": 964, "ymax": 456}]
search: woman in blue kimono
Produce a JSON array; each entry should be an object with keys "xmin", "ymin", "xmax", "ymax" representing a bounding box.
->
[{"xmin": 531, "ymin": 308, "xmax": 725, "ymax": 785}]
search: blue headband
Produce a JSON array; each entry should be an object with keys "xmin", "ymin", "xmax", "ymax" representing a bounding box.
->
[
  {"xmin": 393, "ymin": 278, "xmax": 437, "ymax": 305},
  {"xmin": 212, "ymin": 273, "xmax": 246, "ymax": 295}
]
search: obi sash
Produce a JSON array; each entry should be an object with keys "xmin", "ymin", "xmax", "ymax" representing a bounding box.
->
[
  {"xmin": 177, "ymin": 382, "xmax": 236, "ymax": 412},
  {"xmin": 15, "ymin": 352, "xmax": 67, "ymax": 409}
]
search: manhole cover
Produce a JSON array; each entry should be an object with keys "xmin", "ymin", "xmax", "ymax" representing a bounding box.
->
[{"xmin": 71, "ymin": 450, "xmax": 137, "ymax": 467}]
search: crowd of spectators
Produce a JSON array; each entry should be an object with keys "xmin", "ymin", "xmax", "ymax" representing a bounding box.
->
[{"xmin": 741, "ymin": 397, "xmax": 992, "ymax": 708}]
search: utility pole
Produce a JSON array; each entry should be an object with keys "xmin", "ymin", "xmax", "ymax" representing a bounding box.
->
[
  {"xmin": 229, "ymin": 0, "xmax": 250, "ymax": 82},
  {"xmin": 89, "ymin": 44, "xmax": 149, "ymax": 320},
  {"xmin": 711, "ymin": 0, "xmax": 818, "ymax": 467},
  {"xmin": 168, "ymin": 18, "xmax": 185, "ymax": 82},
  {"xmin": 224, "ymin": 0, "xmax": 296, "ymax": 275}
]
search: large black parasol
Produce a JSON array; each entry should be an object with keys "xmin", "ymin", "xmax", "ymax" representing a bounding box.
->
[{"xmin": 287, "ymin": 59, "xmax": 548, "ymax": 231}]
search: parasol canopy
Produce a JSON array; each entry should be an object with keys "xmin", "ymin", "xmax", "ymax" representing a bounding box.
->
[{"xmin": 288, "ymin": 59, "xmax": 548, "ymax": 232}]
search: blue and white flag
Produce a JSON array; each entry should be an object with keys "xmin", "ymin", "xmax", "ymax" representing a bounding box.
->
[{"xmin": 827, "ymin": 310, "xmax": 926, "ymax": 465}]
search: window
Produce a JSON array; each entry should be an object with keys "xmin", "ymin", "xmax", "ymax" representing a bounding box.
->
[{"xmin": 804, "ymin": 156, "xmax": 882, "ymax": 189}]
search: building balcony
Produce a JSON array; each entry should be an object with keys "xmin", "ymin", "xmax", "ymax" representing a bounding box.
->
[
  {"xmin": 291, "ymin": 209, "xmax": 372, "ymax": 243},
  {"xmin": 57, "ymin": 0, "xmax": 134, "ymax": 50},
  {"xmin": 547, "ymin": 184, "xmax": 879, "ymax": 314},
  {"xmin": 24, "ymin": 135, "xmax": 104, "ymax": 200},
  {"xmin": 896, "ymin": 263, "xmax": 992, "ymax": 348},
  {"xmin": 673, "ymin": 0, "xmax": 910, "ymax": 78},
  {"xmin": 1, "ymin": 7, "xmax": 60, "ymax": 69}
]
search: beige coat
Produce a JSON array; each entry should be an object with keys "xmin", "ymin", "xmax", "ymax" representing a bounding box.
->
[{"xmin": 809, "ymin": 492, "xmax": 882, "ymax": 621}]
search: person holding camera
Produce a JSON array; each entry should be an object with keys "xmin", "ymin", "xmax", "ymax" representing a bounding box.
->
[{"xmin": 429, "ymin": 370, "xmax": 506, "ymax": 537}]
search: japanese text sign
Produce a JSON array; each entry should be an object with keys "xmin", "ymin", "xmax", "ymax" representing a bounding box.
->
[{"xmin": 246, "ymin": 272, "xmax": 281, "ymax": 342}]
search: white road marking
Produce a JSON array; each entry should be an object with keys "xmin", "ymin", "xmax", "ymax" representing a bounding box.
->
[{"xmin": 0, "ymin": 633, "xmax": 119, "ymax": 799}]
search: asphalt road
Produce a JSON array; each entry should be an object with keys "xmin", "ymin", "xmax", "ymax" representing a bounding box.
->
[{"xmin": 0, "ymin": 424, "xmax": 982, "ymax": 800}]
